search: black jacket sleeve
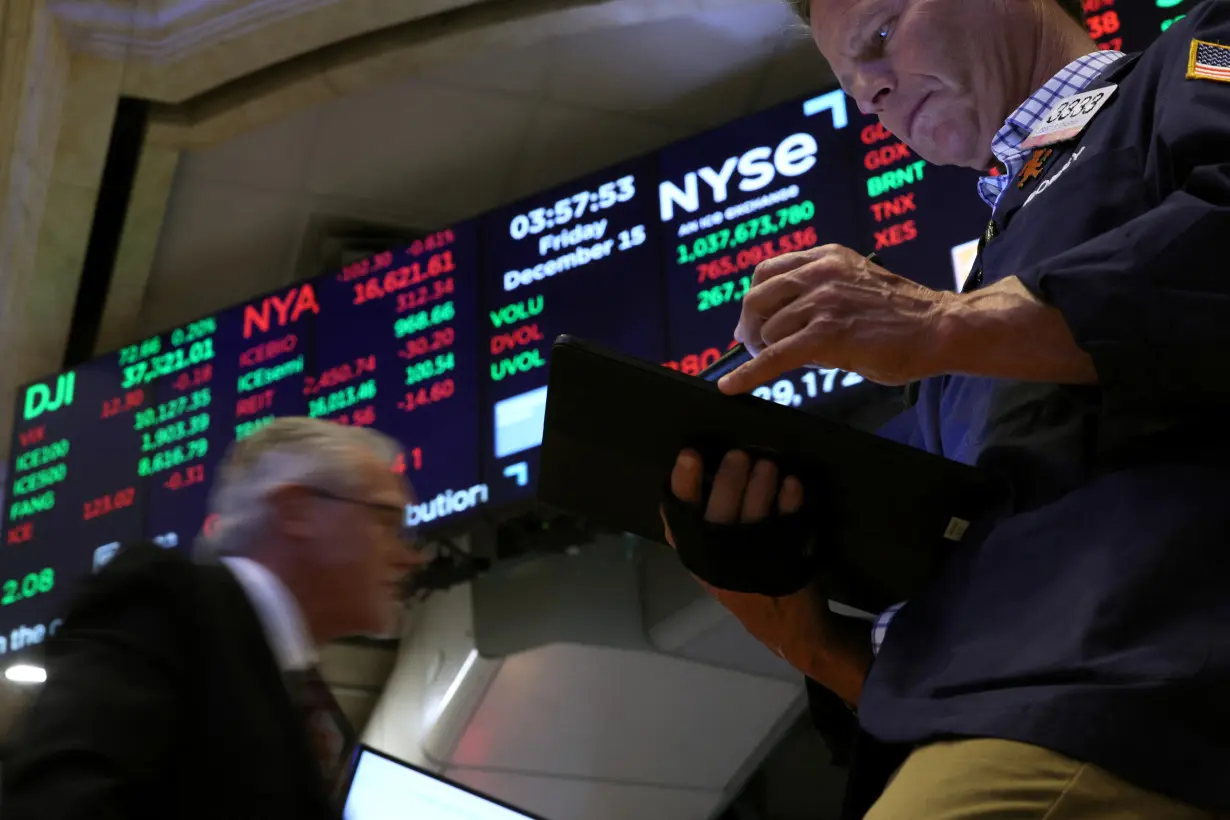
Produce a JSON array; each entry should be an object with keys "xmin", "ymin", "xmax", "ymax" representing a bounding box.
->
[
  {"xmin": 1, "ymin": 546, "xmax": 191, "ymax": 820},
  {"xmin": 1015, "ymin": 1, "xmax": 1230, "ymax": 411}
]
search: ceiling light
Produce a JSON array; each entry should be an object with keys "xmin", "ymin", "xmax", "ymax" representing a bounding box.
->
[{"xmin": 5, "ymin": 664, "xmax": 46, "ymax": 684}]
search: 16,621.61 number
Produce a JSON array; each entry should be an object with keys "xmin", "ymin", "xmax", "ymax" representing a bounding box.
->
[
  {"xmin": 2, "ymin": 568, "xmax": 54, "ymax": 606},
  {"xmin": 351, "ymin": 251, "xmax": 456, "ymax": 306}
]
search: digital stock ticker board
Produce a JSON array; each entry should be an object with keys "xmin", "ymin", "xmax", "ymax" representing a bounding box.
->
[{"xmin": 0, "ymin": 0, "xmax": 1186, "ymax": 653}]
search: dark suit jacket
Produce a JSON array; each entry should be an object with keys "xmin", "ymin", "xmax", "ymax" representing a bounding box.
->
[{"xmin": 0, "ymin": 542, "xmax": 337, "ymax": 820}]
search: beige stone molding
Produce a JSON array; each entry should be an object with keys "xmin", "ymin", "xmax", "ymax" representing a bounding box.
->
[
  {"xmin": 0, "ymin": 0, "xmax": 74, "ymax": 457},
  {"xmin": 56, "ymin": 0, "xmax": 485, "ymax": 102},
  {"xmin": 53, "ymin": 0, "xmax": 355, "ymax": 63},
  {"xmin": 143, "ymin": 0, "xmax": 778, "ymax": 149}
]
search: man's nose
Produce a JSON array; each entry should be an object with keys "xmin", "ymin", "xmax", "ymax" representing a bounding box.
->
[{"xmin": 852, "ymin": 65, "xmax": 895, "ymax": 115}]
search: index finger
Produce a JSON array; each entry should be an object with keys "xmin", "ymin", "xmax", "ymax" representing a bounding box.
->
[{"xmin": 718, "ymin": 335, "xmax": 814, "ymax": 395}]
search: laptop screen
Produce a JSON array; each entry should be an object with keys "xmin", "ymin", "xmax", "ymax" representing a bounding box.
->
[{"xmin": 342, "ymin": 746, "xmax": 545, "ymax": 820}]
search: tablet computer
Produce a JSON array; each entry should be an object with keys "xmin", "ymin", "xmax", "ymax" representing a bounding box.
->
[
  {"xmin": 537, "ymin": 335, "xmax": 1007, "ymax": 612},
  {"xmin": 341, "ymin": 745, "xmax": 547, "ymax": 819}
]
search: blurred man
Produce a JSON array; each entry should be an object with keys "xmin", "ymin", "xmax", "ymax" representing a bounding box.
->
[
  {"xmin": 665, "ymin": 0, "xmax": 1230, "ymax": 816},
  {"xmin": 2, "ymin": 418, "xmax": 426, "ymax": 820}
]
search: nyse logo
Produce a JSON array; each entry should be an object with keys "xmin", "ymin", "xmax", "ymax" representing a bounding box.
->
[{"xmin": 658, "ymin": 133, "xmax": 818, "ymax": 223}]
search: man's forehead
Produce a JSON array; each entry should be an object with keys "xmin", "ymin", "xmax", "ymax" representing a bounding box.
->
[
  {"xmin": 391, "ymin": 465, "xmax": 418, "ymax": 507},
  {"xmin": 813, "ymin": 0, "xmax": 888, "ymax": 49},
  {"xmin": 348, "ymin": 448, "xmax": 411, "ymax": 501},
  {"xmin": 375, "ymin": 464, "xmax": 414, "ymax": 502}
]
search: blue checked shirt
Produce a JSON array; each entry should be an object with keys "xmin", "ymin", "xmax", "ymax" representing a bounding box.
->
[
  {"xmin": 869, "ymin": 49, "xmax": 1124, "ymax": 657},
  {"xmin": 977, "ymin": 50, "xmax": 1125, "ymax": 209}
]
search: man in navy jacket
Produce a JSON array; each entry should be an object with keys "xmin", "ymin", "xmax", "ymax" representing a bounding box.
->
[{"xmin": 664, "ymin": 0, "xmax": 1230, "ymax": 815}]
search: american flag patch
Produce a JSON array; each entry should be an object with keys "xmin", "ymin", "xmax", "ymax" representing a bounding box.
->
[{"xmin": 1187, "ymin": 39, "xmax": 1230, "ymax": 83}]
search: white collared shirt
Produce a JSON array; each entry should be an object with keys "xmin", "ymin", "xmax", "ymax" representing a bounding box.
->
[{"xmin": 222, "ymin": 556, "xmax": 318, "ymax": 672}]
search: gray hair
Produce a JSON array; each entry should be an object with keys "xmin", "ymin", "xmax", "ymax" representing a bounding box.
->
[{"xmin": 200, "ymin": 417, "xmax": 402, "ymax": 556}]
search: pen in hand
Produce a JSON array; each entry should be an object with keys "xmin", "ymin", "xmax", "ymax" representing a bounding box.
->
[{"xmin": 697, "ymin": 252, "xmax": 881, "ymax": 383}]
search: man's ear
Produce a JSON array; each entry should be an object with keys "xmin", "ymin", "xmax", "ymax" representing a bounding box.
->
[{"xmin": 265, "ymin": 485, "xmax": 316, "ymax": 541}]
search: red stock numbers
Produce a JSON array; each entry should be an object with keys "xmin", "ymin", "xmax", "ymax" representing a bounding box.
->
[
  {"xmin": 331, "ymin": 405, "xmax": 377, "ymax": 428},
  {"xmin": 7, "ymin": 522, "xmax": 33, "ymax": 545},
  {"xmin": 101, "ymin": 388, "xmax": 145, "ymax": 419},
  {"xmin": 695, "ymin": 227, "xmax": 819, "ymax": 283},
  {"xmin": 164, "ymin": 464, "xmax": 206, "ymax": 492},
  {"xmin": 392, "ymin": 447, "xmax": 425, "ymax": 474},
  {"xmin": 396, "ymin": 278, "xmax": 456, "ymax": 314},
  {"xmin": 83, "ymin": 487, "xmax": 136, "ymax": 521},
  {"xmin": 663, "ymin": 341, "xmax": 740, "ymax": 375},
  {"xmin": 304, "ymin": 354, "xmax": 378, "ymax": 396},
  {"xmin": 173, "ymin": 364, "xmax": 213, "ymax": 392},
  {"xmin": 860, "ymin": 122, "xmax": 895, "ymax": 145},
  {"xmin": 339, "ymin": 250, "xmax": 395, "ymax": 284},
  {"xmin": 408, "ymin": 230, "xmax": 455, "ymax": 257},
  {"xmin": 398, "ymin": 378, "xmax": 455, "ymax": 413},
  {"xmin": 398, "ymin": 328, "xmax": 455, "ymax": 361},
  {"xmin": 1082, "ymin": 0, "xmax": 1121, "ymax": 51},
  {"xmin": 352, "ymin": 251, "xmax": 457, "ymax": 306},
  {"xmin": 341, "ymin": 229, "xmax": 457, "ymax": 283},
  {"xmin": 1086, "ymin": 10, "xmax": 1119, "ymax": 39}
]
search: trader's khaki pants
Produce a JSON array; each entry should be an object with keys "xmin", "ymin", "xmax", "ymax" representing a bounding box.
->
[{"xmin": 866, "ymin": 738, "xmax": 1221, "ymax": 819}]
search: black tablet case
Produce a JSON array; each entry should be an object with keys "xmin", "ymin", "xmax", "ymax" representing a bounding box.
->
[{"xmin": 538, "ymin": 336, "xmax": 1006, "ymax": 613}]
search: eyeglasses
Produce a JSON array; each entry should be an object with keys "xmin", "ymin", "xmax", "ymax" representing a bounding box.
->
[{"xmin": 302, "ymin": 486, "xmax": 422, "ymax": 546}]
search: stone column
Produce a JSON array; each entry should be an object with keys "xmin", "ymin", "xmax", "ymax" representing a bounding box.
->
[
  {"xmin": 0, "ymin": 4, "xmax": 127, "ymax": 463},
  {"xmin": 0, "ymin": 0, "xmax": 73, "ymax": 461}
]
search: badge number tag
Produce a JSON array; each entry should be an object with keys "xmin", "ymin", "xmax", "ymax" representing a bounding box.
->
[{"xmin": 1021, "ymin": 84, "xmax": 1117, "ymax": 149}]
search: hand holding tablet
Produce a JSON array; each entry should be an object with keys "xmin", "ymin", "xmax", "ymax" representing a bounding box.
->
[{"xmin": 538, "ymin": 335, "xmax": 1006, "ymax": 614}]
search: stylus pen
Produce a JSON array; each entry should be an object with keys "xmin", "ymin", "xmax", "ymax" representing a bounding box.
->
[{"xmin": 698, "ymin": 252, "xmax": 881, "ymax": 383}]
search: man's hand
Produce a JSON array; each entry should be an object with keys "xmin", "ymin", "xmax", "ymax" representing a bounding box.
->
[
  {"xmin": 661, "ymin": 449, "xmax": 869, "ymax": 704},
  {"xmin": 719, "ymin": 244, "xmax": 954, "ymax": 394},
  {"xmin": 667, "ymin": 448, "xmax": 804, "ymax": 525},
  {"xmin": 719, "ymin": 244, "xmax": 1097, "ymax": 393}
]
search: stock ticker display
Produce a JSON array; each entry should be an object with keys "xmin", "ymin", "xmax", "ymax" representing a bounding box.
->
[
  {"xmin": 479, "ymin": 159, "xmax": 666, "ymax": 505},
  {"xmin": 659, "ymin": 90, "xmax": 867, "ymax": 414},
  {"xmin": 0, "ymin": 0, "xmax": 1188, "ymax": 650}
]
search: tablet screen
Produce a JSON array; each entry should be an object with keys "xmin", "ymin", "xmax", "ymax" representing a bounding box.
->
[{"xmin": 343, "ymin": 748, "xmax": 542, "ymax": 820}]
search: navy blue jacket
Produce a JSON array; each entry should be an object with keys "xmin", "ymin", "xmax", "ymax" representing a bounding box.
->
[{"xmin": 860, "ymin": 2, "xmax": 1230, "ymax": 810}]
